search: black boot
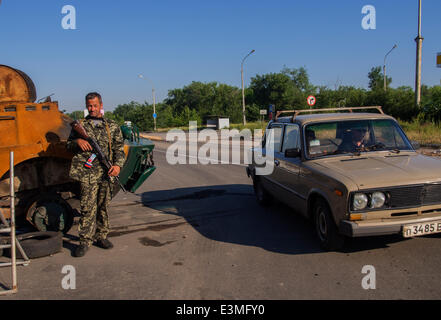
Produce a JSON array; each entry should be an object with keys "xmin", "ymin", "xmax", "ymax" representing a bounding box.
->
[
  {"xmin": 95, "ymin": 238, "xmax": 113, "ymax": 249},
  {"xmin": 74, "ymin": 243, "xmax": 89, "ymax": 257}
]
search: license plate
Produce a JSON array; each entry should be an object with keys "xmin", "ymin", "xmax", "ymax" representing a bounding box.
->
[{"xmin": 402, "ymin": 221, "xmax": 441, "ymax": 238}]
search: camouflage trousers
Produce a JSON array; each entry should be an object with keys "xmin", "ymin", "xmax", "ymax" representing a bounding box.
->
[{"xmin": 78, "ymin": 179, "xmax": 112, "ymax": 247}]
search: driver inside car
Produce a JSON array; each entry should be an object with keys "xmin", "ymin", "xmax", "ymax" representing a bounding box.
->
[{"xmin": 338, "ymin": 127, "xmax": 368, "ymax": 152}]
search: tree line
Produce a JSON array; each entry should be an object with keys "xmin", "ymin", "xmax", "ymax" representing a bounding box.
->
[{"xmin": 69, "ymin": 67, "xmax": 441, "ymax": 131}]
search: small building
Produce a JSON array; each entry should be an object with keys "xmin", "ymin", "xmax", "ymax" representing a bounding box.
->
[{"xmin": 204, "ymin": 115, "xmax": 230, "ymax": 130}]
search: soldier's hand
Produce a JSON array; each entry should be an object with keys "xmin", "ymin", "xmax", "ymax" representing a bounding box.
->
[
  {"xmin": 108, "ymin": 165, "xmax": 121, "ymax": 177},
  {"xmin": 76, "ymin": 138, "xmax": 93, "ymax": 152}
]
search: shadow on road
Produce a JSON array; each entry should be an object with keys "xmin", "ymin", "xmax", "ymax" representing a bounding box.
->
[
  {"xmin": 342, "ymin": 234, "xmax": 408, "ymax": 253},
  {"xmin": 138, "ymin": 184, "xmax": 405, "ymax": 255}
]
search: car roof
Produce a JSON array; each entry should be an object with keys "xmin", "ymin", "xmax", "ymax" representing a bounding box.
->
[{"xmin": 275, "ymin": 112, "xmax": 396, "ymax": 126}]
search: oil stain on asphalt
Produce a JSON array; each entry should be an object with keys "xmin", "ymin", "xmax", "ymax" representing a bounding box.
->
[
  {"xmin": 138, "ymin": 236, "xmax": 176, "ymax": 247},
  {"xmin": 108, "ymin": 222, "xmax": 186, "ymax": 237}
]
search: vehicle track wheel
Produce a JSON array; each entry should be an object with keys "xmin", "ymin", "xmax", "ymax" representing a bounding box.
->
[
  {"xmin": 314, "ymin": 198, "xmax": 344, "ymax": 251},
  {"xmin": 253, "ymin": 178, "xmax": 272, "ymax": 206}
]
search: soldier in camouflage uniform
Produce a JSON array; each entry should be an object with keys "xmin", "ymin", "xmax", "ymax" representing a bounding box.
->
[{"xmin": 67, "ymin": 92, "xmax": 125, "ymax": 257}]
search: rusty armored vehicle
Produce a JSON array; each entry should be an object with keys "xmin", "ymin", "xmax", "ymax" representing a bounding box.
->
[{"xmin": 0, "ymin": 65, "xmax": 156, "ymax": 233}]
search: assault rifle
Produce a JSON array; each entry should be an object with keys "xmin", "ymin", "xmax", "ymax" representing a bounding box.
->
[{"xmin": 70, "ymin": 120, "xmax": 126, "ymax": 193}]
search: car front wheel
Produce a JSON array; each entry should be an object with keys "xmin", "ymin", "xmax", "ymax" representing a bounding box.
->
[{"xmin": 314, "ymin": 198, "xmax": 345, "ymax": 251}]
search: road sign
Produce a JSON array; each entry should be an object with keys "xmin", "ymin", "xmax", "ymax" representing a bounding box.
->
[
  {"xmin": 307, "ymin": 95, "xmax": 316, "ymax": 107},
  {"xmin": 153, "ymin": 113, "xmax": 157, "ymax": 119},
  {"xmin": 260, "ymin": 109, "xmax": 267, "ymax": 115},
  {"xmin": 437, "ymin": 53, "xmax": 441, "ymax": 68}
]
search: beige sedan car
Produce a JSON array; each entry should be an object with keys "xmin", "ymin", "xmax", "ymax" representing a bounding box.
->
[{"xmin": 247, "ymin": 107, "xmax": 441, "ymax": 251}]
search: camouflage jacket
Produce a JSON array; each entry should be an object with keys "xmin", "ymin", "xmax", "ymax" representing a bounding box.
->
[{"xmin": 67, "ymin": 117, "xmax": 125, "ymax": 184}]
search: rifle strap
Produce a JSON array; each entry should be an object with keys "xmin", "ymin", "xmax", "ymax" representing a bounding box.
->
[{"xmin": 104, "ymin": 119, "xmax": 113, "ymax": 162}]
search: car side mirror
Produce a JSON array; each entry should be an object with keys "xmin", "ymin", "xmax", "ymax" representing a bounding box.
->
[
  {"xmin": 411, "ymin": 140, "xmax": 420, "ymax": 150},
  {"xmin": 285, "ymin": 148, "xmax": 301, "ymax": 158}
]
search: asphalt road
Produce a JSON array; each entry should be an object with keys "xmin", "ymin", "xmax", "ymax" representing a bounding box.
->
[{"xmin": 1, "ymin": 138, "xmax": 441, "ymax": 300}]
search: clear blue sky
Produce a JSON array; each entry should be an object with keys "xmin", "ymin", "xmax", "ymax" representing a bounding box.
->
[{"xmin": 1, "ymin": 0, "xmax": 440, "ymax": 112}]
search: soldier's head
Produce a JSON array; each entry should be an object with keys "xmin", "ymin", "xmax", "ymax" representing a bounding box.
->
[{"xmin": 85, "ymin": 92, "xmax": 103, "ymax": 118}]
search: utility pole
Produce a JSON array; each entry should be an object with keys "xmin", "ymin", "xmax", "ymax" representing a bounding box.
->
[
  {"xmin": 152, "ymin": 87, "xmax": 156, "ymax": 132},
  {"xmin": 138, "ymin": 74, "xmax": 157, "ymax": 131},
  {"xmin": 383, "ymin": 44, "xmax": 397, "ymax": 91},
  {"xmin": 241, "ymin": 49, "xmax": 255, "ymax": 126},
  {"xmin": 415, "ymin": 0, "xmax": 423, "ymax": 107}
]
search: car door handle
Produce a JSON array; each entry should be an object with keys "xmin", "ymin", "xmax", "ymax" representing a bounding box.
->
[{"xmin": 274, "ymin": 160, "xmax": 280, "ymax": 166}]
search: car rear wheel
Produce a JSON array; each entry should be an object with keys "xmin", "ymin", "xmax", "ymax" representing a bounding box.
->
[
  {"xmin": 253, "ymin": 178, "xmax": 272, "ymax": 206},
  {"xmin": 314, "ymin": 198, "xmax": 345, "ymax": 251}
]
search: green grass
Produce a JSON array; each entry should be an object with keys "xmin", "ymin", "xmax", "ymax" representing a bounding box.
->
[
  {"xmin": 400, "ymin": 120, "xmax": 441, "ymax": 146},
  {"xmin": 155, "ymin": 125, "xmax": 200, "ymax": 132},
  {"xmin": 229, "ymin": 121, "xmax": 266, "ymax": 131}
]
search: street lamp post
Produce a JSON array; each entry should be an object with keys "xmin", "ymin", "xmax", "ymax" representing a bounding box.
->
[
  {"xmin": 383, "ymin": 44, "xmax": 397, "ymax": 91},
  {"xmin": 241, "ymin": 49, "xmax": 255, "ymax": 126},
  {"xmin": 415, "ymin": 0, "xmax": 423, "ymax": 107},
  {"xmin": 138, "ymin": 74, "xmax": 157, "ymax": 131}
]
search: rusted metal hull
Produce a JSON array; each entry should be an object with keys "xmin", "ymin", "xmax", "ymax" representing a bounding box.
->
[{"xmin": 0, "ymin": 65, "xmax": 75, "ymax": 222}]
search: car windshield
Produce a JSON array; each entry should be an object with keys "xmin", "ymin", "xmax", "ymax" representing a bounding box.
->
[{"xmin": 305, "ymin": 119, "xmax": 413, "ymax": 158}]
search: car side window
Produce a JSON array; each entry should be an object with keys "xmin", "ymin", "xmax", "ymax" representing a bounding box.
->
[
  {"xmin": 282, "ymin": 124, "xmax": 300, "ymax": 153},
  {"xmin": 265, "ymin": 124, "xmax": 283, "ymax": 153}
]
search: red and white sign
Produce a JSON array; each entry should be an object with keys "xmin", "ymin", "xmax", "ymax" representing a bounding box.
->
[{"xmin": 307, "ymin": 95, "xmax": 316, "ymax": 107}]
